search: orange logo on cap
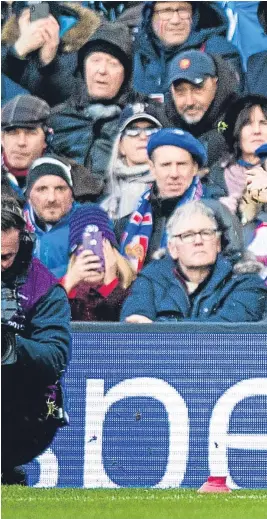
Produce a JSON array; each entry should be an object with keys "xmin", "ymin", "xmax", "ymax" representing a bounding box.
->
[{"xmin": 179, "ymin": 58, "xmax": 191, "ymax": 70}]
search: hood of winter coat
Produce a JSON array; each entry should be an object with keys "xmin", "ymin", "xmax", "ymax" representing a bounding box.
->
[
  {"xmin": 139, "ymin": 1, "xmax": 229, "ymax": 57},
  {"xmin": 2, "ymin": 2, "xmax": 101, "ymax": 53},
  {"xmin": 165, "ymin": 54, "xmax": 239, "ymax": 136}
]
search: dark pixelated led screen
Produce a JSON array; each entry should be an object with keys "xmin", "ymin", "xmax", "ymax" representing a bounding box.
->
[{"xmin": 25, "ymin": 328, "xmax": 267, "ymax": 489}]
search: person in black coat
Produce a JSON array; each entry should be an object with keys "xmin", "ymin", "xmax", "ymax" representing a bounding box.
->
[
  {"xmin": 48, "ymin": 22, "xmax": 136, "ymax": 187},
  {"xmin": 1, "ymin": 2, "xmax": 101, "ymax": 106},
  {"xmin": 1, "ymin": 197, "xmax": 71, "ymax": 484}
]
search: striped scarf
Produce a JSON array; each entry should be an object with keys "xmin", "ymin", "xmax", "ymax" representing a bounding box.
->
[{"xmin": 120, "ymin": 177, "xmax": 203, "ymax": 272}]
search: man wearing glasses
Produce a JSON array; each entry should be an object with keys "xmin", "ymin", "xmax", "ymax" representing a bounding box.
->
[
  {"xmin": 133, "ymin": 1, "xmax": 243, "ymax": 96},
  {"xmin": 121, "ymin": 200, "xmax": 267, "ymax": 323}
]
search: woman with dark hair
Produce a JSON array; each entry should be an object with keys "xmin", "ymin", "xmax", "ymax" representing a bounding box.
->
[{"xmin": 208, "ymin": 95, "xmax": 267, "ymax": 247}]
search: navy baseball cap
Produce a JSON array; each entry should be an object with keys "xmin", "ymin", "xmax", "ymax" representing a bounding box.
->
[
  {"xmin": 147, "ymin": 128, "xmax": 207, "ymax": 167},
  {"xmin": 168, "ymin": 50, "xmax": 217, "ymax": 88}
]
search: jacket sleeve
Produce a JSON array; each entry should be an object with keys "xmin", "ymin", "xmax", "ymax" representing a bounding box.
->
[
  {"xmin": 88, "ymin": 117, "xmax": 119, "ymax": 179},
  {"xmin": 197, "ymin": 278, "xmax": 267, "ymax": 323},
  {"xmin": 2, "ymin": 45, "xmax": 76, "ymax": 106},
  {"xmin": 120, "ymin": 274, "xmax": 157, "ymax": 321},
  {"xmin": 16, "ymin": 285, "xmax": 71, "ymax": 383}
]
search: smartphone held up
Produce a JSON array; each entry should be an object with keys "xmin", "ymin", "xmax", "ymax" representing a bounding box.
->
[
  {"xmin": 82, "ymin": 225, "xmax": 105, "ymax": 272},
  {"xmin": 30, "ymin": 1, "xmax": 50, "ymax": 22}
]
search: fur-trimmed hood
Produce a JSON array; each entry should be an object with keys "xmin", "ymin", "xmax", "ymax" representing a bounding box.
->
[{"xmin": 2, "ymin": 2, "xmax": 101, "ymax": 54}]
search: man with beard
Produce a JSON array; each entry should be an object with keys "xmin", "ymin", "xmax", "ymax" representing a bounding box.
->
[
  {"xmin": 24, "ymin": 155, "xmax": 78, "ymax": 278},
  {"xmin": 1, "ymin": 196, "xmax": 71, "ymax": 485},
  {"xmin": 150, "ymin": 50, "xmax": 240, "ymax": 168}
]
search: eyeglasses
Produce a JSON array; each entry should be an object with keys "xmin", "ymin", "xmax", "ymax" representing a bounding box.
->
[
  {"xmin": 173, "ymin": 229, "xmax": 220, "ymax": 244},
  {"xmin": 154, "ymin": 7, "xmax": 192, "ymax": 22},
  {"xmin": 123, "ymin": 128, "xmax": 159, "ymax": 138}
]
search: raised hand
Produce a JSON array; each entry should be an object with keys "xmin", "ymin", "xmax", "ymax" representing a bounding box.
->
[
  {"xmin": 39, "ymin": 15, "xmax": 60, "ymax": 66},
  {"xmin": 15, "ymin": 9, "xmax": 59, "ymax": 65},
  {"xmin": 64, "ymin": 249, "xmax": 104, "ymax": 293}
]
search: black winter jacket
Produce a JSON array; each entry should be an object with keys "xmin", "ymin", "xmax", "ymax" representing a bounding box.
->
[{"xmin": 1, "ymin": 3, "xmax": 101, "ymax": 106}]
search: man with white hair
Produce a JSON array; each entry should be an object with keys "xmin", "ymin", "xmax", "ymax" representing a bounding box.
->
[{"xmin": 121, "ymin": 200, "xmax": 267, "ymax": 323}]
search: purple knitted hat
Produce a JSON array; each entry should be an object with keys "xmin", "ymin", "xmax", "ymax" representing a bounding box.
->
[{"xmin": 69, "ymin": 204, "xmax": 118, "ymax": 252}]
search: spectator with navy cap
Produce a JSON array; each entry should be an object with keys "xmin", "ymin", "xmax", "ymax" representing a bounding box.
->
[
  {"xmin": 148, "ymin": 49, "xmax": 240, "ymax": 168},
  {"xmin": 101, "ymin": 103, "xmax": 162, "ymax": 220},
  {"xmin": 133, "ymin": 1, "xmax": 243, "ymax": 96},
  {"xmin": 60, "ymin": 204, "xmax": 136, "ymax": 321},
  {"xmin": 117, "ymin": 127, "xmax": 228, "ymax": 272}
]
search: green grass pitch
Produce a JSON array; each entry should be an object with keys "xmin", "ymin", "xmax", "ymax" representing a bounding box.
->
[{"xmin": 2, "ymin": 487, "xmax": 267, "ymax": 519}]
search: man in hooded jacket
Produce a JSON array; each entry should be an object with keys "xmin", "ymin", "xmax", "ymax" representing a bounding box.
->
[
  {"xmin": 48, "ymin": 22, "xmax": 136, "ymax": 186},
  {"xmin": 133, "ymin": 1, "xmax": 243, "ymax": 96}
]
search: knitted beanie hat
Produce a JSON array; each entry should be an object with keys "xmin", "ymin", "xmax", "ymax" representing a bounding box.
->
[
  {"xmin": 69, "ymin": 204, "xmax": 118, "ymax": 252},
  {"xmin": 26, "ymin": 156, "xmax": 73, "ymax": 194}
]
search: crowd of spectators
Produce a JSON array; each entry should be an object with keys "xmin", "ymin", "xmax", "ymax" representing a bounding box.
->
[
  {"xmin": 1, "ymin": 0, "xmax": 267, "ymax": 492},
  {"xmin": 2, "ymin": 0, "xmax": 267, "ymax": 326}
]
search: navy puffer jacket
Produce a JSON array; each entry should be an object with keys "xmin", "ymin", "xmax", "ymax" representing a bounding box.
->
[
  {"xmin": 134, "ymin": 1, "xmax": 243, "ymax": 95},
  {"xmin": 121, "ymin": 253, "xmax": 267, "ymax": 322}
]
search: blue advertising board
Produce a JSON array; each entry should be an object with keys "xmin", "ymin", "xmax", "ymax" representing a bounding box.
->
[{"xmin": 25, "ymin": 323, "xmax": 267, "ymax": 489}]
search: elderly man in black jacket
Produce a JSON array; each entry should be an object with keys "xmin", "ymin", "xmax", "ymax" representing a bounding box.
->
[{"xmin": 49, "ymin": 22, "xmax": 135, "ymax": 193}]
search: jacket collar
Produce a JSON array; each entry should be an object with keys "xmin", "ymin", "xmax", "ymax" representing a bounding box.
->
[{"xmin": 152, "ymin": 253, "xmax": 233, "ymax": 295}]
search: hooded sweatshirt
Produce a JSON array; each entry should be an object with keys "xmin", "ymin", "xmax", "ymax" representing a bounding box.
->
[{"xmin": 134, "ymin": 1, "xmax": 243, "ymax": 95}]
